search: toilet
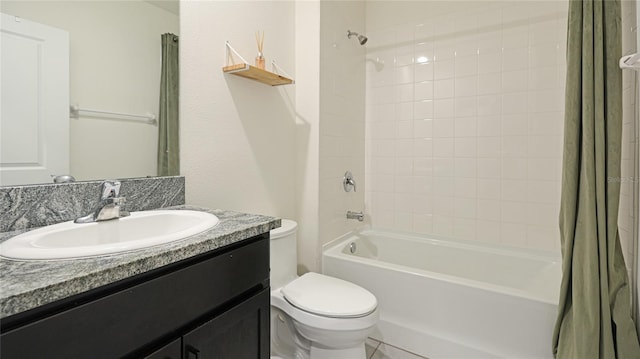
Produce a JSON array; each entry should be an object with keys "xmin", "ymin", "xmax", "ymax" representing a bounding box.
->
[{"xmin": 269, "ymin": 219, "xmax": 378, "ymax": 359}]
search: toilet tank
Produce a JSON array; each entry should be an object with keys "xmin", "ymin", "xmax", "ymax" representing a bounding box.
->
[{"xmin": 270, "ymin": 219, "xmax": 298, "ymax": 290}]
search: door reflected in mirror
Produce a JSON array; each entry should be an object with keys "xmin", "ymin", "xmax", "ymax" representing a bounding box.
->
[{"xmin": 0, "ymin": 0, "xmax": 179, "ymax": 186}]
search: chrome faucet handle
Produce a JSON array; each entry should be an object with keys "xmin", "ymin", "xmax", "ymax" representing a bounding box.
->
[
  {"xmin": 100, "ymin": 180, "xmax": 121, "ymax": 199},
  {"xmin": 110, "ymin": 197, "xmax": 126, "ymax": 206},
  {"xmin": 74, "ymin": 180, "xmax": 127, "ymax": 223},
  {"xmin": 343, "ymin": 171, "xmax": 357, "ymax": 192}
]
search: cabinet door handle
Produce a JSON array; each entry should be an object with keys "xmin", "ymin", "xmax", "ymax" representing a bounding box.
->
[{"xmin": 185, "ymin": 345, "xmax": 200, "ymax": 359}]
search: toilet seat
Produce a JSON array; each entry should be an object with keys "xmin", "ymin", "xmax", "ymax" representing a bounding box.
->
[
  {"xmin": 271, "ymin": 289, "xmax": 379, "ymax": 333},
  {"xmin": 281, "ymin": 272, "xmax": 377, "ymax": 318}
]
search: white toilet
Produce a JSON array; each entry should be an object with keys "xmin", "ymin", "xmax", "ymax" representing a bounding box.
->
[{"xmin": 269, "ymin": 219, "xmax": 379, "ymax": 359}]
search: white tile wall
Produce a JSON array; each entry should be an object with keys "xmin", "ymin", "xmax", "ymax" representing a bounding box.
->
[{"xmin": 365, "ymin": 1, "xmax": 568, "ymax": 252}]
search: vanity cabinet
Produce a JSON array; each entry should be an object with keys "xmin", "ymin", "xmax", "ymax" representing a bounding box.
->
[{"xmin": 0, "ymin": 234, "xmax": 270, "ymax": 359}]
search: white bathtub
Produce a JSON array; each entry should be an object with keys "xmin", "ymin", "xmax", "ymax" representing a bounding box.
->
[{"xmin": 322, "ymin": 229, "xmax": 561, "ymax": 359}]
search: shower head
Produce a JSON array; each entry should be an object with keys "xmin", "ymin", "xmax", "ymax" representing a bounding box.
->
[{"xmin": 347, "ymin": 30, "xmax": 368, "ymax": 45}]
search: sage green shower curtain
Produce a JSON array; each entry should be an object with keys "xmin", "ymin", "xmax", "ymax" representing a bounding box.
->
[
  {"xmin": 552, "ymin": 0, "xmax": 640, "ymax": 357},
  {"xmin": 157, "ymin": 33, "xmax": 179, "ymax": 176}
]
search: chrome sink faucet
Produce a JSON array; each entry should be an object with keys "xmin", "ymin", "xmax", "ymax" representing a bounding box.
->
[{"xmin": 75, "ymin": 180, "xmax": 130, "ymax": 223}]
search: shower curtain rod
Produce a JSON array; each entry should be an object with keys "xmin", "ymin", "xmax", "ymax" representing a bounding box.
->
[{"xmin": 70, "ymin": 105, "xmax": 157, "ymax": 124}]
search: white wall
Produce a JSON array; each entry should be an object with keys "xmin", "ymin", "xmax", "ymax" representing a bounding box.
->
[
  {"xmin": 294, "ymin": 0, "xmax": 366, "ymax": 273},
  {"xmin": 1, "ymin": 1, "xmax": 178, "ymax": 181},
  {"xmin": 319, "ymin": 1, "xmax": 366, "ymax": 249},
  {"xmin": 295, "ymin": 0, "xmax": 321, "ymax": 273},
  {"xmin": 180, "ymin": 1, "xmax": 296, "ymax": 220},
  {"xmin": 365, "ymin": 1, "xmax": 567, "ymax": 252},
  {"xmin": 180, "ymin": 0, "xmax": 364, "ymax": 273}
]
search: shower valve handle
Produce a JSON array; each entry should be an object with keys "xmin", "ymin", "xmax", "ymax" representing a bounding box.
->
[{"xmin": 343, "ymin": 171, "xmax": 356, "ymax": 192}]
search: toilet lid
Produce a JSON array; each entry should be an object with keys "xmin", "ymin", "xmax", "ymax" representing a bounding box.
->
[{"xmin": 281, "ymin": 272, "xmax": 377, "ymax": 318}]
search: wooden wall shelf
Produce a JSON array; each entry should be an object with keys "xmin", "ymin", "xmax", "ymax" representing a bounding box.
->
[{"xmin": 222, "ymin": 64, "xmax": 293, "ymax": 86}]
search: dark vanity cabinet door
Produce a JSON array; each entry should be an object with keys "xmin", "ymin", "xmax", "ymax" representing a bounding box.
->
[
  {"xmin": 183, "ymin": 288, "xmax": 270, "ymax": 359},
  {"xmin": 145, "ymin": 338, "xmax": 182, "ymax": 359}
]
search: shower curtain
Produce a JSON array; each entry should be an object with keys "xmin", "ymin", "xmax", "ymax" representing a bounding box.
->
[
  {"xmin": 157, "ymin": 33, "xmax": 179, "ymax": 176},
  {"xmin": 552, "ymin": 0, "xmax": 640, "ymax": 357}
]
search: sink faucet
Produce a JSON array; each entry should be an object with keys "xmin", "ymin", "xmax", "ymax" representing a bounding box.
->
[{"xmin": 75, "ymin": 180, "xmax": 130, "ymax": 223}]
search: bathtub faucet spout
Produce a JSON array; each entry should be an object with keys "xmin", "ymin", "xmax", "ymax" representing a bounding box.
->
[{"xmin": 346, "ymin": 210, "xmax": 365, "ymax": 222}]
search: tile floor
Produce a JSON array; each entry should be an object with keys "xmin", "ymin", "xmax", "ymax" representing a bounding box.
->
[{"xmin": 366, "ymin": 338, "xmax": 429, "ymax": 359}]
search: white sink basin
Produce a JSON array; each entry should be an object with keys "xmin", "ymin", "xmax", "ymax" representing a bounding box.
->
[{"xmin": 0, "ymin": 210, "xmax": 219, "ymax": 260}]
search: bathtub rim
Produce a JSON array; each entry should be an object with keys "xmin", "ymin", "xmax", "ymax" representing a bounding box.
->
[{"xmin": 322, "ymin": 228, "xmax": 561, "ymax": 305}]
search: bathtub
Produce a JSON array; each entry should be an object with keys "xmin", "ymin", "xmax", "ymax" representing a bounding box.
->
[{"xmin": 322, "ymin": 229, "xmax": 561, "ymax": 359}]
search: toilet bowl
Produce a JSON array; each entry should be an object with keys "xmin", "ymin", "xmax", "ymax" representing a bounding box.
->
[{"xmin": 270, "ymin": 220, "xmax": 379, "ymax": 359}]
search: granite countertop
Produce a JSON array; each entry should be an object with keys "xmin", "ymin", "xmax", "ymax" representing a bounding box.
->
[{"xmin": 0, "ymin": 206, "xmax": 280, "ymax": 319}]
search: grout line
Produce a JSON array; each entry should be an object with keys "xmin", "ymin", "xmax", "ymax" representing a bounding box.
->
[
  {"xmin": 376, "ymin": 340, "xmax": 430, "ymax": 359},
  {"xmin": 369, "ymin": 340, "xmax": 382, "ymax": 359}
]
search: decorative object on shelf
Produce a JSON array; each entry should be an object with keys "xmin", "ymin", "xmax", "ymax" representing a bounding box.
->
[
  {"xmin": 223, "ymin": 41, "xmax": 294, "ymax": 86},
  {"xmin": 255, "ymin": 31, "xmax": 265, "ymax": 70}
]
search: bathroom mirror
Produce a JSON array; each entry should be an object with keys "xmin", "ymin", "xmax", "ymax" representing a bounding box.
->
[{"xmin": 0, "ymin": 0, "xmax": 179, "ymax": 186}]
